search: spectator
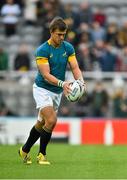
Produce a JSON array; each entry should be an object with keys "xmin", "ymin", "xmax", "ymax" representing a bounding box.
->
[
  {"xmin": 0, "ymin": 47, "xmax": 9, "ymax": 71},
  {"xmin": 79, "ymin": 1, "xmax": 93, "ymax": 24},
  {"xmin": 94, "ymin": 42, "xmax": 118, "ymax": 71},
  {"xmin": 90, "ymin": 21, "xmax": 106, "ymax": 43},
  {"xmin": 23, "ymin": 0, "xmax": 37, "ymax": 26},
  {"xmin": 75, "ymin": 24, "xmax": 91, "ymax": 47},
  {"xmin": 78, "ymin": 30, "xmax": 91, "ymax": 46},
  {"xmin": 101, "ymin": 43, "xmax": 118, "ymax": 71},
  {"xmin": 77, "ymin": 43, "xmax": 93, "ymax": 71},
  {"xmin": 118, "ymin": 21, "xmax": 127, "ymax": 47},
  {"xmin": 90, "ymin": 81, "xmax": 109, "ymax": 117},
  {"xmin": 14, "ymin": 44, "xmax": 31, "ymax": 71},
  {"xmin": 118, "ymin": 46, "xmax": 127, "ymax": 71},
  {"xmin": 93, "ymin": 8, "xmax": 106, "ymax": 27},
  {"xmin": 106, "ymin": 23, "xmax": 119, "ymax": 47},
  {"xmin": 1, "ymin": 0, "xmax": 21, "ymax": 37},
  {"xmin": 92, "ymin": 40, "xmax": 105, "ymax": 71},
  {"xmin": 112, "ymin": 88, "xmax": 127, "ymax": 118}
]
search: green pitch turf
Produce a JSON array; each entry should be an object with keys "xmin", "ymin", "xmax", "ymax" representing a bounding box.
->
[{"xmin": 0, "ymin": 144, "xmax": 127, "ymax": 179}]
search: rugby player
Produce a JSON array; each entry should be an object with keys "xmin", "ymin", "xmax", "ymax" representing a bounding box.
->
[{"xmin": 19, "ymin": 17, "xmax": 85, "ymax": 165}]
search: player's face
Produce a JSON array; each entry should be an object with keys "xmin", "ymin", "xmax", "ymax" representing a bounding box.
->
[{"xmin": 51, "ymin": 29, "xmax": 67, "ymax": 46}]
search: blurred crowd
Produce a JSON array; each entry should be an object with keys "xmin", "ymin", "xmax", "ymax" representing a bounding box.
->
[
  {"xmin": 0, "ymin": 0, "xmax": 127, "ymax": 118},
  {"xmin": 1, "ymin": 0, "xmax": 127, "ymax": 72}
]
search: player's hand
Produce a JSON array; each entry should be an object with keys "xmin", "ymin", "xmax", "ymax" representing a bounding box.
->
[
  {"xmin": 77, "ymin": 78, "xmax": 87, "ymax": 92},
  {"xmin": 63, "ymin": 81, "xmax": 72, "ymax": 96},
  {"xmin": 77, "ymin": 78, "xmax": 86, "ymax": 87}
]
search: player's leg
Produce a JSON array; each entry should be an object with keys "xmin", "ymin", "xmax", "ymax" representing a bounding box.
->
[
  {"xmin": 22, "ymin": 109, "xmax": 45, "ymax": 153},
  {"xmin": 22, "ymin": 122, "xmax": 41, "ymax": 153},
  {"xmin": 18, "ymin": 85, "xmax": 46, "ymax": 164},
  {"xmin": 37, "ymin": 106, "xmax": 57, "ymax": 165},
  {"xmin": 18, "ymin": 120, "xmax": 43, "ymax": 164},
  {"xmin": 37, "ymin": 91, "xmax": 62, "ymax": 165}
]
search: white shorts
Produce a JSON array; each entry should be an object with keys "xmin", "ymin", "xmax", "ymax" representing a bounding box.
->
[{"xmin": 33, "ymin": 83, "xmax": 62, "ymax": 111}]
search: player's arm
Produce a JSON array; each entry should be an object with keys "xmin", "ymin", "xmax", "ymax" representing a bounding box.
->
[
  {"xmin": 68, "ymin": 55, "xmax": 84, "ymax": 82},
  {"xmin": 36, "ymin": 59, "xmax": 71, "ymax": 93},
  {"xmin": 37, "ymin": 62, "xmax": 60, "ymax": 85}
]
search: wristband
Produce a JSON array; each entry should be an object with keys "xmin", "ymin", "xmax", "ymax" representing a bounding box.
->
[{"xmin": 58, "ymin": 80, "xmax": 65, "ymax": 87}]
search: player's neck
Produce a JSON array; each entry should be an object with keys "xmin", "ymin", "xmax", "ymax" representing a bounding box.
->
[{"xmin": 48, "ymin": 38, "xmax": 60, "ymax": 48}]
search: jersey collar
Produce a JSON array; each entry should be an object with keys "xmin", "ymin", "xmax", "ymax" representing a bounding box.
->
[{"xmin": 47, "ymin": 39, "xmax": 62, "ymax": 48}]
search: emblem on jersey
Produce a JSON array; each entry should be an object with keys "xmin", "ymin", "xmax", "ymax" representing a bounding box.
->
[
  {"xmin": 63, "ymin": 52, "xmax": 67, "ymax": 57},
  {"xmin": 50, "ymin": 54, "xmax": 53, "ymax": 58}
]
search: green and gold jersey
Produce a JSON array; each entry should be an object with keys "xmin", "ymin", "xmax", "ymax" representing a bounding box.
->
[{"xmin": 35, "ymin": 40, "xmax": 75, "ymax": 94}]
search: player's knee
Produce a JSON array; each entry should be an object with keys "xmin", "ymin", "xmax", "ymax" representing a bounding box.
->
[
  {"xmin": 35, "ymin": 120, "xmax": 43, "ymax": 131},
  {"xmin": 45, "ymin": 117, "xmax": 57, "ymax": 130},
  {"xmin": 38, "ymin": 107, "xmax": 57, "ymax": 130}
]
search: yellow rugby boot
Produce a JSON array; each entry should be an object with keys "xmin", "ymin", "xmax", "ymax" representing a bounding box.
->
[
  {"xmin": 37, "ymin": 153, "xmax": 50, "ymax": 165},
  {"xmin": 18, "ymin": 147, "xmax": 32, "ymax": 165}
]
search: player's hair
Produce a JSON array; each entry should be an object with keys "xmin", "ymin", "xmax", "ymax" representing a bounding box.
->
[{"xmin": 49, "ymin": 17, "xmax": 68, "ymax": 32}]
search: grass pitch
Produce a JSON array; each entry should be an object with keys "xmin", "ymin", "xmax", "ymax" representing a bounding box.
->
[{"xmin": 0, "ymin": 144, "xmax": 127, "ymax": 179}]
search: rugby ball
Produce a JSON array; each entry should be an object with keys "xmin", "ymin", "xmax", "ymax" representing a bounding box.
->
[{"xmin": 66, "ymin": 80, "xmax": 85, "ymax": 102}]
